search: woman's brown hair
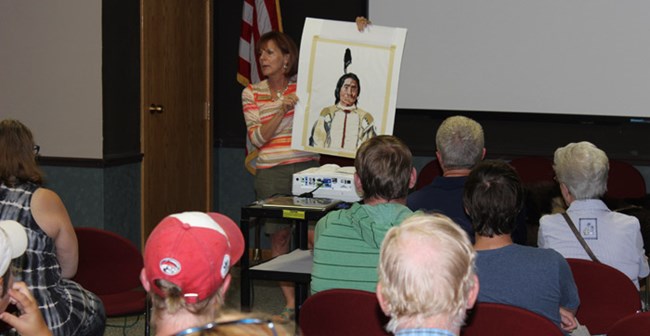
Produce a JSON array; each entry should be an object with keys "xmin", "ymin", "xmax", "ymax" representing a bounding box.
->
[
  {"xmin": 256, "ymin": 31, "xmax": 299, "ymax": 78},
  {"xmin": 0, "ymin": 119, "xmax": 43, "ymax": 186}
]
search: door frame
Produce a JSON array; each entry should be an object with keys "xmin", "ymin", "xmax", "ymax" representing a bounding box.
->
[{"xmin": 139, "ymin": 0, "xmax": 213, "ymax": 247}]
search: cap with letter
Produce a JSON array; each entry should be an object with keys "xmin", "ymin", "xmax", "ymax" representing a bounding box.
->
[{"xmin": 143, "ymin": 212, "xmax": 244, "ymax": 304}]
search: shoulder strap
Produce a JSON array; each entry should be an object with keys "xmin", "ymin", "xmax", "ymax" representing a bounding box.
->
[{"xmin": 561, "ymin": 212, "xmax": 601, "ymax": 263}]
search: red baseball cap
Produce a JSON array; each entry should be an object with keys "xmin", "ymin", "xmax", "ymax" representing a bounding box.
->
[{"xmin": 143, "ymin": 212, "xmax": 244, "ymax": 304}]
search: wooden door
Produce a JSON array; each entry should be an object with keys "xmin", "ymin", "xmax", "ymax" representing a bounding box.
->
[{"xmin": 141, "ymin": 0, "xmax": 212, "ymax": 244}]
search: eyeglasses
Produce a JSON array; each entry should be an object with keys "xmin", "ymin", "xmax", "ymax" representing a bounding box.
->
[
  {"xmin": 174, "ymin": 318, "xmax": 278, "ymax": 336},
  {"xmin": 33, "ymin": 145, "xmax": 40, "ymax": 155}
]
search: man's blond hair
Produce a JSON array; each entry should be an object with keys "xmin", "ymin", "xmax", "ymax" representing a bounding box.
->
[{"xmin": 378, "ymin": 213, "xmax": 476, "ymax": 332}]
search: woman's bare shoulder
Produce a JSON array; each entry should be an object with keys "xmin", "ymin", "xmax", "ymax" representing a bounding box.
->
[
  {"xmin": 32, "ymin": 188, "xmax": 65, "ymax": 209},
  {"xmin": 31, "ymin": 188, "xmax": 71, "ymax": 236}
]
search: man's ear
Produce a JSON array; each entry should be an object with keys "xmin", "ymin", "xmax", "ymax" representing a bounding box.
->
[
  {"xmin": 408, "ymin": 167, "xmax": 417, "ymax": 189},
  {"xmin": 467, "ymin": 274, "xmax": 480, "ymax": 309},
  {"xmin": 219, "ymin": 274, "xmax": 232, "ymax": 299},
  {"xmin": 375, "ymin": 282, "xmax": 390, "ymax": 315},
  {"xmin": 354, "ymin": 173, "xmax": 364, "ymax": 196},
  {"xmin": 481, "ymin": 148, "xmax": 486, "ymax": 160},
  {"xmin": 435, "ymin": 151, "xmax": 443, "ymax": 168},
  {"xmin": 140, "ymin": 268, "xmax": 151, "ymax": 292}
]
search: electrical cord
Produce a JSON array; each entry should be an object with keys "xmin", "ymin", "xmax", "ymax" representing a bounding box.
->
[{"xmin": 298, "ymin": 181, "xmax": 323, "ymax": 198}]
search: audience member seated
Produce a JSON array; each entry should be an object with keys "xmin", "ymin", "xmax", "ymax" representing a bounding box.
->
[
  {"xmin": 376, "ymin": 213, "xmax": 479, "ymax": 336},
  {"xmin": 0, "ymin": 119, "xmax": 105, "ymax": 336},
  {"xmin": 311, "ymin": 135, "xmax": 416, "ymax": 294},
  {"xmin": 407, "ymin": 116, "xmax": 527, "ymax": 244},
  {"xmin": 465, "ymin": 160, "xmax": 579, "ymax": 334},
  {"xmin": 538, "ymin": 141, "xmax": 650, "ymax": 289},
  {"xmin": 0, "ymin": 220, "xmax": 51, "ymax": 336},
  {"xmin": 141, "ymin": 211, "xmax": 290, "ymax": 335},
  {"xmin": 523, "ymin": 181, "xmax": 565, "ymax": 246}
]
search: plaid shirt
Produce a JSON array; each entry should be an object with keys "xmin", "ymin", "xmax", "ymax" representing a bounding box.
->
[{"xmin": 2, "ymin": 182, "xmax": 105, "ymax": 336}]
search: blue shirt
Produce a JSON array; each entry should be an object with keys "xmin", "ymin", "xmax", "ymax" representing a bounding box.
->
[
  {"xmin": 407, "ymin": 176, "xmax": 474, "ymax": 240},
  {"xmin": 476, "ymin": 244, "xmax": 580, "ymax": 329},
  {"xmin": 407, "ymin": 176, "xmax": 528, "ymax": 244}
]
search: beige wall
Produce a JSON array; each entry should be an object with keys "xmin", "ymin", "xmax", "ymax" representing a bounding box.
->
[
  {"xmin": 0, "ymin": 0, "xmax": 102, "ymax": 159},
  {"xmin": 370, "ymin": 0, "xmax": 650, "ymax": 118}
]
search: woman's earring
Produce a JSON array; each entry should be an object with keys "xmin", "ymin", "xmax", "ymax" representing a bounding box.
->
[{"xmin": 283, "ymin": 64, "xmax": 288, "ymax": 70}]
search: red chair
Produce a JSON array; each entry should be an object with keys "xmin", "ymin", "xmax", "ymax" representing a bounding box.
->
[
  {"xmin": 299, "ymin": 288, "xmax": 390, "ymax": 336},
  {"xmin": 72, "ymin": 227, "xmax": 149, "ymax": 335},
  {"xmin": 415, "ymin": 159, "xmax": 443, "ymax": 190},
  {"xmin": 606, "ymin": 160, "xmax": 647, "ymax": 200},
  {"xmin": 566, "ymin": 258, "xmax": 641, "ymax": 334},
  {"xmin": 607, "ymin": 312, "xmax": 650, "ymax": 336},
  {"xmin": 509, "ymin": 156, "xmax": 555, "ymax": 185},
  {"xmin": 461, "ymin": 302, "xmax": 563, "ymax": 336}
]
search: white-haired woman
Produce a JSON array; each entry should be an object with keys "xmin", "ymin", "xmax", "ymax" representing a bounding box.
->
[{"xmin": 538, "ymin": 141, "xmax": 649, "ymax": 288}]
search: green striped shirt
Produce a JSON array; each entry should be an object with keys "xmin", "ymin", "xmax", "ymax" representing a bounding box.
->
[{"xmin": 311, "ymin": 202, "xmax": 413, "ymax": 293}]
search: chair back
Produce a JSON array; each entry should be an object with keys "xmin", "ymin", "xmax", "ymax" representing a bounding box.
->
[
  {"xmin": 73, "ymin": 227, "xmax": 147, "ymax": 318},
  {"xmin": 566, "ymin": 258, "xmax": 641, "ymax": 334},
  {"xmin": 607, "ymin": 312, "xmax": 650, "ymax": 336},
  {"xmin": 461, "ymin": 302, "xmax": 563, "ymax": 336},
  {"xmin": 509, "ymin": 156, "xmax": 554, "ymax": 185},
  {"xmin": 415, "ymin": 159, "xmax": 443, "ymax": 190},
  {"xmin": 606, "ymin": 160, "xmax": 647, "ymax": 200},
  {"xmin": 299, "ymin": 288, "xmax": 390, "ymax": 336}
]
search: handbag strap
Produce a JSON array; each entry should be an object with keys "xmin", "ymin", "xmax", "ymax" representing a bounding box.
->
[{"xmin": 561, "ymin": 212, "xmax": 601, "ymax": 263}]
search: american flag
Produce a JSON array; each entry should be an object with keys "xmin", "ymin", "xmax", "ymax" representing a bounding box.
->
[{"xmin": 238, "ymin": 0, "xmax": 283, "ymax": 87}]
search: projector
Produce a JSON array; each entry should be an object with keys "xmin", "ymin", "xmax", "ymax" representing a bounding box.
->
[{"xmin": 292, "ymin": 164, "xmax": 361, "ymax": 203}]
